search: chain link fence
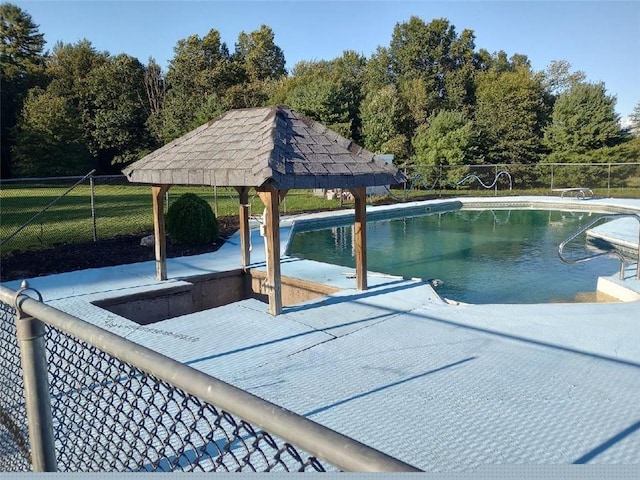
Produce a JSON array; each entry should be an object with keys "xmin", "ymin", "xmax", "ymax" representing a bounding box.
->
[
  {"xmin": 0, "ymin": 173, "xmax": 249, "ymax": 255},
  {"xmin": 2, "ymin": 163, "xmax": 639, "ymax": 256},
  {"xmin": 0, "ymin": 286, "xmax": 419, "ymax": 472},
  {"xmin": 0, "ymin": 302, "xmax": 30, "ymax": 472},
  {"xmin": 398, "ymin": 162, "xmax": 640, "ymax": 196},
  {"xmin": 46, "ymin": 326, "xmax": 327, "ymax": 472}
]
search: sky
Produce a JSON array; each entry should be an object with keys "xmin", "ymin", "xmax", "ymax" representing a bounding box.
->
[{"xmin": 12, "ymin": 0, "xmax": 640, "ymax": 121}]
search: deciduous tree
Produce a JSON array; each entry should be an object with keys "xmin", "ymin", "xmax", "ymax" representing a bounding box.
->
[
  {"xmin": 234, "ymin": 24, "xmax": 286, "ymax": 82},
  {"xmin": 474, "ymin": 66, "xmax": 548, "ymax": 166},
  {"xmin": 387, "ymin": 17, "xmax": 481, "ymax": 134},
  {"xmin": 412, "ymin": 110, "xmax": 478, "ymax": 184},
  {"xmin": 542, "ymin": 59, "xmax": 586, "ymax": 96},
  {"xmin": 45, "ymin": 39, "xmax": 108, "ymax": 100},
  {"xmin": 11, "ymin": 39, "xmax": 108, "ymax": 177},
  {"xmin": 85, "ymin": 54, "xmax": 154, "ymax": 169},
  {"xmin": 144, "ymin": 57, "xmax": 166, "ymax": 143},
  {"xmin": 286, "ymin": 76, "xmax": 352, "ymax": 138},
  {"xmin": 362, "ymin": 46, "xmax": 395, "ymax": 95},
  {"xmin": 284, "ymin": 52, "xmax": 366, "ymax": 141},
  {"xmin": 12, "ymin": 88, "xmax": 92, "ymax": 176},
  {"xmin": 360, "ymin": 84, "xmax": 408, "ymax": 159},
  {"xmin": 160, "ymin": 29, "xmax": 233, "ymax": 141}
]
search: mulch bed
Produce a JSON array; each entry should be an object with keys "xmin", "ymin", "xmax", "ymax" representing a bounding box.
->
[{"xmin": 1, "ymin": 216, "xmax": 240, "ymax": 283}]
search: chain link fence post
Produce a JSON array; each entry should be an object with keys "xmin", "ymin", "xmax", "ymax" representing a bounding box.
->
[
  {"xmin": 14, "ymin": 283, "xmax": 57, "ymax": 472},
  {"xmin": 90, "ymin": 174, "xmax": 98, "ymax": 242},
  {"xmin": 213, "ymin": 185, "xmax": 218, "ymax": 217}
]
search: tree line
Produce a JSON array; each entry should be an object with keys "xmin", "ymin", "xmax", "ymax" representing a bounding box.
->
[{"xmin": 1, "ymin": 3, "xmax": 639, "ymax": 184}]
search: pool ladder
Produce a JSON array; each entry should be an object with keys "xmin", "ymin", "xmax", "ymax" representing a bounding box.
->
[{"xmin": 558, "ymin": 213, "xmax": 640, "ymax": 280}]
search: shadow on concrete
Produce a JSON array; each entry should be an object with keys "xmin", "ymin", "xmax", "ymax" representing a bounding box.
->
[
  {"xmin": 303, "ymin": 357, "xmax": 476, "ymax": 418},
  {"xmin": 573, "ymin": 419, "xmax": 640, "ymax": 464}
]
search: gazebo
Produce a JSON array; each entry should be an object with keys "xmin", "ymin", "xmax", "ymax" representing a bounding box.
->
[{"xmin": 123, "ymin": 105, "xmax": 406, "ymax": 315}]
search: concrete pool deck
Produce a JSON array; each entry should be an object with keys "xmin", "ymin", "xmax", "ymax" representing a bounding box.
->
[{"xmin": 3, "ymin": 196, "xmax": 640, "ymax": 470}]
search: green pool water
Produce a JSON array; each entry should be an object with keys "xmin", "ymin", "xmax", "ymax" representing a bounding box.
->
[{"xmin": 288, "ymin": 209, "xmax": 620, "ymax": 304}]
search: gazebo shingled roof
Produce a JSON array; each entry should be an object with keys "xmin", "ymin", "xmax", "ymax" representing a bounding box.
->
[
  {"xmin": 122, "ymin": 105, "xmax": 405, "ymax": 189},
  {"xmin": 122, "ymin": 105, "xmax": 406, "ymax": 316}
]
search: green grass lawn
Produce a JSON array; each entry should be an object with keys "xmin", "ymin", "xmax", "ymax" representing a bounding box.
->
[
  {"xmin": 0, "ymin": 184, "xmax": 346, "ymax": 254},
  {"xmin": 2, "ymin": 181, "xmax": 639, "ymax": 255}
]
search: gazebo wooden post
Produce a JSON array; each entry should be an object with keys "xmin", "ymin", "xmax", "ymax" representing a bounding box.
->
[
  {"xmin": 256, "ymin": 185, "xmax": 286, "ymax": 316},
  {"xmin": 235, "ymin": 187, "xmax": 251, "ymax": 269},
  {"xmin": 152, "ymin": 184, "xmax": 171, "ymax": 281},
  {"xmin": 350, "ymin": 187, "xmax": 367, "ymax": 291}
]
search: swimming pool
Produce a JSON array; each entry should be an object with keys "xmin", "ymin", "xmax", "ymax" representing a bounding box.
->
[{"xmin": 288, "ymin": 208, "xmax": 621, "ymax": 304}]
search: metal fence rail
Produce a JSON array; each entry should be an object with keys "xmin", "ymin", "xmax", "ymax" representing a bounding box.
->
[
  {"xmin": 1, "ymin": 174, "xmax": 159, "ymax": 254},
  {"xmin": 0, "ymin": 285, "xmax": 420, "ymax": 472},
  {"xmin": 0, "ymin": 174, "xmax": 281, "ymax": 255},
  {"xmin": 405, "ymin": 161, "xmax": 640, "ymax": 194},
  {"xmin": 1, "ymin": 162, "xmax": 639, "ymax": 256}
]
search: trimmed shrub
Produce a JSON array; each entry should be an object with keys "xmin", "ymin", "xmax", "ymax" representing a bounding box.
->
[{"xmin": 165, "ymin": 193, "xmax": 219, "ymax": 245}]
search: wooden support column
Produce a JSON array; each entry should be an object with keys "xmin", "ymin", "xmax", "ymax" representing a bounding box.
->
[
  {"xmin": 152, "ymin": 184, "xmax": 171, "ymax": 281},
  {"xmin": 235, "ymin": 187, "xmax": 251, "ymax": 269},
  {"xmin": 350, "ymin": 187, "xmax": 367, "ymax": 291},
  {"xmin": 256, "ymin": 185, "xmax": 284, "ymax": 316}
]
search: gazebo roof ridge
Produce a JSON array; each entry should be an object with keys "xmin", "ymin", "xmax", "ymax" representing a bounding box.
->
[{"xmin": 123, "ymin": 105, "xmax": 406, "ymax": 190}]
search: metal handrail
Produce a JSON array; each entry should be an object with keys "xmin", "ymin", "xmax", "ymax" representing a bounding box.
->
[
  {"xmin": 0, "ymin": 285, "xmax": 420, "ymax": 472},
  {"xmin": 558, "ymin": 213, "xmax": 640, "ymax": 280}
]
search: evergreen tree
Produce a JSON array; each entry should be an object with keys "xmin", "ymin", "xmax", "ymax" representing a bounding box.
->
[
  {"xmin": 542, "ymin": 83, "xmax": 627, "ymax": 186},
  {"xmin": 628, "ymin": 101, "xmax": 640, "ymax": 136},
  {"xmin": 544, "ymin": 82, "xmax": 623, "ymax": 155},
  {"xmin": 0, "ymin": 2, "xmax": 45, "ymax": 177}
]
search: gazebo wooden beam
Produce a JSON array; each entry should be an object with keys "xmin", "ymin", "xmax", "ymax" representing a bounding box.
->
[
  {"xmin": 235, "ymin": 187, "xmax": 251, "ymax": 270},
  {"xmin": 256, "ymin": 185, "xmax": 285, "ymax": 316},
  {"xmin": 349, "ymin": 187, "xmax": 367, "ymax": 291},
  {"xmin": 152, "ymin": 184, "xmax": 171, "ymax": 281}
]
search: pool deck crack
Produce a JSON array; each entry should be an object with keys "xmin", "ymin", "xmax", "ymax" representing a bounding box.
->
[{"xmin": 284, "ymin": 310, "xmax": 406, "ymax": 359}]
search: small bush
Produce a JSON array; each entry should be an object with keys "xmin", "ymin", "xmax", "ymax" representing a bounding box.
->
[{"xmin": 165, "ymin": 193, "xmax": 219, "ymax": 245}]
